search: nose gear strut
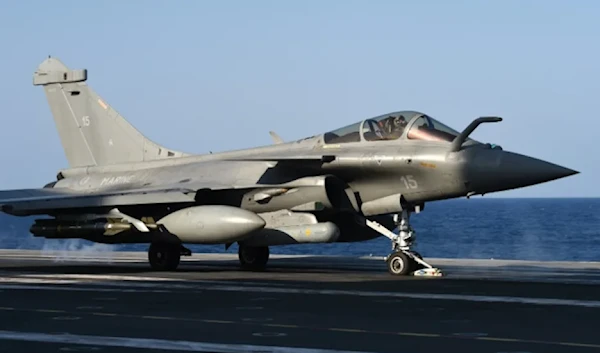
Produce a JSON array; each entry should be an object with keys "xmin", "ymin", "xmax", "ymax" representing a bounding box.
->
[{"xmin": 365, "ymin": 209, "xmax": 442, "ymax": 276}]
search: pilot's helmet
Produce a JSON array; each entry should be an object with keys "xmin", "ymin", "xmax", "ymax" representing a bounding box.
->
[{"xmin": 393, "ymin": 115, "xmax": 407, "ymax": 128}]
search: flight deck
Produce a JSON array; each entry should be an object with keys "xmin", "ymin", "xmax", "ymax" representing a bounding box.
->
[{"xmin": 0, "ymin": 250, "xmax": 599, "ymax": 352}]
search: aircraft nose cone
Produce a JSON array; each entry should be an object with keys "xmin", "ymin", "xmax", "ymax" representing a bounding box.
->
[
  {"xmin": 499, "ymin": 152, "xmax": 579, "ymax": 187},
  {"xmin": 467, "ymin": 150, "xmax": 579, "ymax": 194}
]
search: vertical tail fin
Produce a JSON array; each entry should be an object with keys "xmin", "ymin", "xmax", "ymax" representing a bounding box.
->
[{"xmin": 33, "ymin": 57, "xmax": 187, "ymax": 168}]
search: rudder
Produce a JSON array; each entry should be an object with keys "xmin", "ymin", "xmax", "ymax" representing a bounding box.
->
[{"xmin": 33, "ymin": 57, "xmax": 187, "ymax": 168}]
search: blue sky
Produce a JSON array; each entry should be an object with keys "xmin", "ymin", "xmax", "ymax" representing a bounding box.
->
[{"xmin": 0, "ymin": 0, "xmax": 597, "ymax": 197}]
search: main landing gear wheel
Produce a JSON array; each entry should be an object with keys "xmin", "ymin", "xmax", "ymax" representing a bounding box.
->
[
  {"xmin": 238, "ymin": 245, "xmax": 269, "ymax": 271},
  {"xmin": 148, "ymin": 243, "xmax": 181, "ymax": 271},
  {"xmin": 365, "ymin": 209, "xmax": 443, "ymax": 277}
]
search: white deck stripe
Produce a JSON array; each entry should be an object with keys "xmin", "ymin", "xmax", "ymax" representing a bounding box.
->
[
  {"xmin": 0, "ymin": 284, "xmax": 170, "ymax": 293},
  {"xmin": 1, "ymin": 279, "xmax": 600, "ymax": 308},
  {"xmin": 183, "ymin": 283, "xmax": 600, "ymax": 308},
  {"xmin": 0, "ymin": 330, "xmax": 373, "ymax": 353},
  {"xmin": 2, "ymin": 250, "xmax": 600, "ymax": 267},
  {"xmin": 18, "ymin": 274, "xmax": 178, "ymax": 281}
]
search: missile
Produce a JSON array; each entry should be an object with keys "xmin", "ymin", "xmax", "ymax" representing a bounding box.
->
[
  {"xmin": 30, "ymin": 220, "xmax": 132, "ymax": 238},
  {"xmin": 240, "ymin": 221, "xmax": 340, "ymax": 247}
]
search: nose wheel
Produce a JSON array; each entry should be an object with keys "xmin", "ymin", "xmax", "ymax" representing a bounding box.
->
[
  {"xmin": 366, "ymin": 209, "xmax": 443, "ymax": 277},
  {"xmin": 386, "ymin": 251, "xmax": 412, "ymax": 275}
]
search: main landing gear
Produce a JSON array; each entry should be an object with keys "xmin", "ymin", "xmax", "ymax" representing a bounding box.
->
[
  {"xmin": 366, "ymin": 210, "xmax": 442, "ymax": 277},
  {"xmin": 147, "ymin": 242, "xmax": 270, "ymax": 272},
  {"xmin": 238, "ymin": 244, "xmax": 270, "ymax": 271},
  {"xmin": 148, "ymin": 242, "xmax": 191, "ymax": 271}
]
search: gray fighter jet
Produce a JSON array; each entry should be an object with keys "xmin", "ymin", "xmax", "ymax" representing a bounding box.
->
[{"xmin": 0, "ymin": 57, "xmax": 579, "ymax": 276}]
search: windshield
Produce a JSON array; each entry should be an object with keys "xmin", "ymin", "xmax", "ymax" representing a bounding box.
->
[
  {"xmin": 407, "ymin": 115, "xmax": 464, "ymax": 143},
  {"xmin": 322, "ymin": 111, "xmax": 474, "ymax": 145}
]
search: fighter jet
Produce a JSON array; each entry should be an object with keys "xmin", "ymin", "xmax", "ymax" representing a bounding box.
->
[{"xmin": 0, "ymin": 57, "xmax": 579, "ymax": 276}]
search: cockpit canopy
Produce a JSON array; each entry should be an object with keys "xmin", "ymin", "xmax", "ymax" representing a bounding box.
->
[{"xmin": 323, "ymin": 111, "xmax": 474, "ymax": 145}]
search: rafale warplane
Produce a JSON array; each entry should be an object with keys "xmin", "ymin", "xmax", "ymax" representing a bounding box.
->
[{"xmin": 0, "ymin": 57, "xmax": 579, "ymax": 276}]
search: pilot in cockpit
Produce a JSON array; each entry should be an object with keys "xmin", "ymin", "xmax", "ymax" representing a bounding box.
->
[{"xmin": 380, "ymin": 115, "xmax": 407, "ymax": 139}]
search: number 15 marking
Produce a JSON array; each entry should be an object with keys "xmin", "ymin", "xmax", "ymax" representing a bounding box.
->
[{"xmin": 401, "ymin": 175, "xmax": 418, "ymax": 189}]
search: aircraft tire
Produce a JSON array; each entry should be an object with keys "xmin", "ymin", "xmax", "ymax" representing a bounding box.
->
[
  {"xmin": 148, "ymin": 243, "xmax": 181, "ymax": 271},
  {"xmin": 238, "ymin": 245, "xmax": 269, "ymax": 271},
  {"xmin": 386, "ymin": 251, "xmax": 412, "ymax": 275}
]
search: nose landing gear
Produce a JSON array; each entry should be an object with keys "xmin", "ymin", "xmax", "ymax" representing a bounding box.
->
[{"xmin": 365, "ymin": 209, "xmax": 442, "ymax": 277}]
